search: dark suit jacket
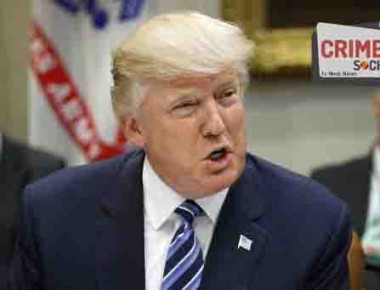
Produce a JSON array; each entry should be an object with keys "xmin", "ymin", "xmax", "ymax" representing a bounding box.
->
[
  {"xmin": 311, "ymin": 154, "xmax": 380, "ymax": 290},
  {"xmin": 311, "ymin": 154, "xmax": 371, "ymax": 237},
  {"xmin": 0, "ymin": 136, "xmax": 65, "ymax": 288},
  {"xmin": 9, "ymin": 151, "xmax": 351, "ymax": 289}
]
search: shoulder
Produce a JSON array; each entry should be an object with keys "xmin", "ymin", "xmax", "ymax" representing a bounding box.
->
[
  {"xmin": 246, "ymin": 153, "xmax": 351, "ymax": 232},
  {"xmin": 311, "ymin": 154, "xmax": 370, "ymax": 179},
  {"xmin": 26, "ymin": 147, "xmax": 66, "ymax": 176},
  {"xmin": 247, "ymin": 153, "xmax": 345, "ymax": 207},
  {"xmin": 245, "ymin": 154, "xmax": 352, "ymax": 283},
  {"xmin": 23, "ymin": 149, "xmax": 143, "ymax": 208},
  {"xmin": 4, "ymin": 137, "xmax": 65, "ymax": 172}
]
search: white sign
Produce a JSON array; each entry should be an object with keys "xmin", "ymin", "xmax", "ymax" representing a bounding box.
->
[{"xmin": 315, "ymin": 22, "xmax": 380, "ymax": 79}]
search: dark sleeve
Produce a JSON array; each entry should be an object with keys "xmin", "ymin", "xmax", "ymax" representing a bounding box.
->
[
  {"xmin": 310, "ymin": 169, "xmax": 336, "ymax": 195},
  {"xmin": 28, "ymin": 152, "xmax": 66, "ymax": 183},
  {"xmin": 7, "ymin": 186, "xmax": 43, "ymax": 290},
  {"xmin": 306, "ymin": 203, "xmax": 352, "ymax": 289},
  {"xmin": 310, "ymin": 169, "xmax": 325, "ymax": 182},
  {"xmin": 6, "ymin": 155, "xmax": 65, "ymax": 290}
]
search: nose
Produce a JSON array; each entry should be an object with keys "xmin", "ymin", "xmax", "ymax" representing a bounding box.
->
[{"xmin": 201, "ymin": 101, "xmax": 226, "ymax": 137}]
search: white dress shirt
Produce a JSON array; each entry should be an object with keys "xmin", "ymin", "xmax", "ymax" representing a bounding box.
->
[{"xmin": 143, "ymin": 157, "xmax": 228, "ymax": 290}]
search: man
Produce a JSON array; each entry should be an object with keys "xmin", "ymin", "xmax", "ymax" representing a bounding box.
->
[
  {"xmin": 311, "ymin": 90, "xmax": 380, "ymax": 290},
  {"xmin": 9, "ymin": 12, "xmax": 352, "ymax": 289},
  {"xmin": 0, "ymin": 135, "xmax": 65, "ymax": 289}
]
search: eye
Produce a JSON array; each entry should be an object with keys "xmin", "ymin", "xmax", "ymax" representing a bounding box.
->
[
  {"xmin": 171, "ymin": 100, "xmax": 200, "ymax": 117},
  {"xmin": 217, "ymin": 87, "xmax": 238, "ymax": 105},
  {"xmin": 177, "ymin": 101, "xmax": 196, "ymax": 108},
  {"xmin": 222, "ymin": 89, "xmax": 236, "ymax": 98},
  {"xmin": 174, "ymin": 100, "xmax": 198, "ymax": 110}
]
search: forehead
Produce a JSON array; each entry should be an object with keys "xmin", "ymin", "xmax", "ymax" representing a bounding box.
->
[
  {"xmin": 141, "ymin": 69, "xmax": 240, "ymax": 109},
  {"xmin": 166, "ymin": 70, "xmax": 239, "ymax": 91},
  {"xmin": 148, "ymin": 70, "xmax": 238, "ymax": 92}
]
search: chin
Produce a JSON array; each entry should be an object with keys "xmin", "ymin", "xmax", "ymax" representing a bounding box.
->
[{"xmin": 200, "ymin": 168, "xmax": 242, "ymax": 196}]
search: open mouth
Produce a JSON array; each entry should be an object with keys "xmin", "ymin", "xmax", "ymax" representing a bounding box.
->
[{"xmin": 208, "ymin": 147, "xmax": 228, "ymax": 161}]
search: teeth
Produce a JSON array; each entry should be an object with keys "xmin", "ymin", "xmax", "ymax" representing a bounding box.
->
[{"xmin": 210, "ymin": 149, "xmax": 226, "ymax": 161}]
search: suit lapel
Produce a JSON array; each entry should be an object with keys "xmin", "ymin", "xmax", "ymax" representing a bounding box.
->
[
  {"xmin": 93, "ymin": 152, "xmax": 266, "ymax": 290},
  {"xmin": 201, "ymin": 159, "xmax": 267, "ymax": 290},
  {"xmin": 95, "ymin": 151, "xmax": 145, "ymax": 290}
]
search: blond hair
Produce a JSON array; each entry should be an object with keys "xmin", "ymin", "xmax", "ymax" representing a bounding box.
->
[{"xmin": 111, "ymin": 11, "xmax": 253, "ymax": 118}]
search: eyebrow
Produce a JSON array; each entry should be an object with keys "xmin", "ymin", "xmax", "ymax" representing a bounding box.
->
[
  {"xmin": 216, "ymin": 79, "xmax": 239, "ymax": 88},
  {"xmin": 168, "ymin": 88, "xmax": 200, "ymax": 101},
  {"xmin": 214, "ymin": 80, "xmax": 239, "ymax": 93},
  {"xmin": 165, "ymin": 89, "xmax": 200, "ymax": 110},
  {"xmin": 166, "ymin": 79, "xmax": 239, "ymax": 107}
]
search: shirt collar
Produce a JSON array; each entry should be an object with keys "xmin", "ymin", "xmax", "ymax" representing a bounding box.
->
[{"xmin": 143, "ymin": 156, "xmax": 229, "ymax": 230}]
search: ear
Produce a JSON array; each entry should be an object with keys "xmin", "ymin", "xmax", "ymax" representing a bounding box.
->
[{"xmin": 122, "ymin": 115, "xmax": 146, "ymax": 148}]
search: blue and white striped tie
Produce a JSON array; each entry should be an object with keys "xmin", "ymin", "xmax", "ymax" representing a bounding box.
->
[{"xmin": 161, "ymin": 200, "xmax": 204, "ymax": 290}]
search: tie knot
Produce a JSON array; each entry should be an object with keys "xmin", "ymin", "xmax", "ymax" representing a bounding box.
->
[{"xmin": 175, "ymin": 200, "xmax": 203, "ymax": 224}]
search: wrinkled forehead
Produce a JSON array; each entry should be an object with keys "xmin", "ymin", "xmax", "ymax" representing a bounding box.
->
[
  {"xmin": 173, "ymin": 69, "xmax": 238, "ymax": 85},
  {"xmin": 136, "ymin": 68, "xmax": 242, "ymax": 113},
  {"xmin": 148, "ymin": 68, "xmax": 240, "ymax": 95}
]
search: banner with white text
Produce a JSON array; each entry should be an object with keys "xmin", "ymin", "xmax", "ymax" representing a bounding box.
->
[{"xmin": 30, "ymin": 0, "xmax": 147, "ymax": 165}]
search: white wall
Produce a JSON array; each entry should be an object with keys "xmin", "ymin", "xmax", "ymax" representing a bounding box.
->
[
  {"xmin": 245, "ymin": 81, "xmax": 375, "ymax": 175},
  {"xmin": 0, "ymin": 0, "xmax": 30, "ymax": 141}
]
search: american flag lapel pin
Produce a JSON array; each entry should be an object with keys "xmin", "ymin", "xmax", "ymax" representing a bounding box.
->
[{"xmin": 238, "ymin": 234, "xmax": 252, "ymax": 251}]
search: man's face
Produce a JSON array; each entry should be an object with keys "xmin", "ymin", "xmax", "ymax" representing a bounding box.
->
[{"xmin": 133, "ymin": 70, "xmax": 246, "ymax": 199}]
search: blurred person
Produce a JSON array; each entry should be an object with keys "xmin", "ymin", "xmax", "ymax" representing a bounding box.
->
[
  {"xmin": 9, "ymin": 12, "xmax": 352, "ymax": 289},
  {"xmin": 311, "ymin": 89, "xmax": 380, "ymax": 290},
  {"xmin": 0, "ymin": 134, "xmax": 65, "ymax": 289}
]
